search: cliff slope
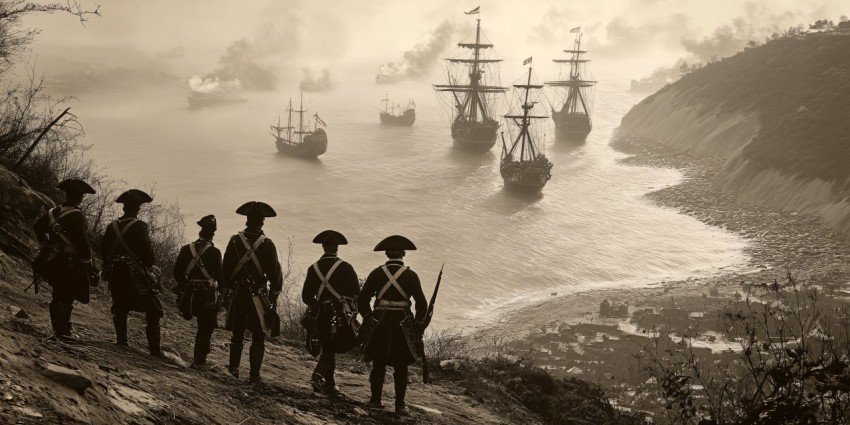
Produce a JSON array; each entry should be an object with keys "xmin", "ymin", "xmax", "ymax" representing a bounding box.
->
[{"xmin": 620, "ymin": 33, "xmax": 850, "ymax": 239}]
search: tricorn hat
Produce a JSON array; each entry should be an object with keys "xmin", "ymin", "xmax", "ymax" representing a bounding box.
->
[
  {"xmin": 197, "ymin": 214, "xmax": 217, "ymax": 230},
  {"xmin": 313, "ymin": 230, "xmax": 348, "ymax": 245},
  {"xmin": 57, "ymin": 178, "xmax": 96, "ymax": 195},
  {"xmin": 116, "ymin": 189, "xmax": 153, "ymax": 205},
  {"xmin": 373, "ymin": 235, "xmax": 416, "ymax": 251},
  {"xmin": 236, "ymin": 201, "xmax": 277, "ymax": 217}
]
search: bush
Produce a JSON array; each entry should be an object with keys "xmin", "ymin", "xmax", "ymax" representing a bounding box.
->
[{"xmin": 647, "ymin": 274, "xmax": 850, "ymax": 424}]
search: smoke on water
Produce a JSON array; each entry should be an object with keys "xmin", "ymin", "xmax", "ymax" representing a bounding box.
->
[
  {"xmin": 376, "ymin": 20, "xmax": 456, "ymax": 84},
  {"xmin": 300, "ymin": 68, "xmax": 333, "ymax": 92}
]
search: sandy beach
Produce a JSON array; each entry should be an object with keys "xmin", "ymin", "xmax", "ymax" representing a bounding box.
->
[{"xmin": 469, "ymin": 133, "xmax": 850, "ymax": 409}]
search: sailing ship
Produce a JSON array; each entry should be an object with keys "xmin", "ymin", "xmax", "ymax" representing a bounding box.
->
[
  {"xmin": 434, "ymin": 11, "xmax": 507, "ymax": 152},
  {"xmin": 379, "ymin": 94, "xmax": 416, "ymax": 126},
  {"xmin": 270, "ymin": 94, "xmax": 327, "ymax": 159},
  {"xmin": 545, "ymin": 31, "xmax": 596, "ymax": 142},
  {"xmin": 500, "ymin": 65, "xmax": 553, "ymax": 193}
]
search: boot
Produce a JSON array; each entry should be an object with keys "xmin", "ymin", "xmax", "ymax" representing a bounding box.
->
[
  {"xmin": 57, "ymin": 302, "xmax": 73, "ymax": 337},
  {"xmin": 146, "ymin": 321, "xmax": 164, "ymax": 357},
  {"xmin": 310, "ymin": 372, "xmax": 324, "ymax": 393},
  {"xmin": 368, "ymin": 366, "xmax": 385, "ymax": 408},
  {"xmin": 228, "ymin": 340, "xmax": 243, "ymax": 378},
  {"xmin": 248, "ymin": 343, "xmax": 265, "ymax": 383},
  {"xmin": 113, "ymin": 314, "xmax": 128, "ymax": 346},
  {"xmin": 394, "ymin": 367, "xmax": 408, "ymax": 413}
]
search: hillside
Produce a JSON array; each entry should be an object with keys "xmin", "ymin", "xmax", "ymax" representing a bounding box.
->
[
  {"xmin": 0, "ymin": 164, "xmax": 641, "ymax": 424},
  {"xmin": 620, "ymin": 32, "xmax": 850, "ymax": 239}
]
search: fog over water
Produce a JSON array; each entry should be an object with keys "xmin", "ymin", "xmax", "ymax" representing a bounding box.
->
[
  {"xmin": 23, "ymin": 0, "xmax": 845, "ymax": 329},
  {"xmin": 68, "ymin": 64, "xmax": 748, "ymax": 329}
]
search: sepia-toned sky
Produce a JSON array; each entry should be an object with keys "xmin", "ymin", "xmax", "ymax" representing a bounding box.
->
[{"xmin": 20, "ymin": 0, "xmax": 848, "ymax": 87}]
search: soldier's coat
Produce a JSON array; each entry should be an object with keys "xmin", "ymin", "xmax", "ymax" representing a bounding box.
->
[{"xmin": 358, "ymin": 259, "xmax": 427, "ymax": 367}]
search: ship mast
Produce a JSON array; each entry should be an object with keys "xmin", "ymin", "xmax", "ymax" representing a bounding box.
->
[
  {"xmin": 505, "ymin": 66, "xmax": 547, "ymax": 162},
  {"xmin": 382, "ymin": 92, "xmax": 390, "ymax": 114},
  {"xmin": 545, "ymin": 32, "xmax": 596, "ymax": 117},
  {"xmin": 433, "ymin": 15, "xmax": 506, "ymax": 123}
]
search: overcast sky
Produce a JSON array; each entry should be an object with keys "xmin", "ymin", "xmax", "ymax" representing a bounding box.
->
[{"xmin": 22, "ymin": 0, "xmax": 847, "ymax": 83}]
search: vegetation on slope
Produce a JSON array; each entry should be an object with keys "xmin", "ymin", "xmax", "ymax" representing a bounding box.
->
[{"xmin": 646, "ymin": 32, "xmax": 850, "ymax": 187}]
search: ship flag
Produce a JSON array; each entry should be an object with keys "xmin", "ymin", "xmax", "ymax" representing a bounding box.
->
[
  {"xmin": 569, "ymin": 26, "xmax": 581, "ymax": 33},
  {"xmin": 465, "ymin": 6, "xmax": 480, "ymax": 15},
  {"xmin": 314, "ymin": 114, "xmax": 326, "ymax": 127},
  {"xmin": 523, "ymin": 57, "xmax": 532, "ymax": 66}
]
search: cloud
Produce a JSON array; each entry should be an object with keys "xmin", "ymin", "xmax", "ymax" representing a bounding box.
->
[
  {"xmin": 299, "ymin": 67, "xmax": 333, "ymax": 92},
  {"xmin": 376, "ymin": 20, "xmax": 457, "ymax": 84}
]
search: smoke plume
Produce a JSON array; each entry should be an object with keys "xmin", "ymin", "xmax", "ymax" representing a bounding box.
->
[
  {"xmin": 631, "ymin": 10, "xmax": 803, "ymax": 92},
  {"xmin": 376, "ymin": 20, "xmax": 456, "ymax": 84},
  {"xmin": 299, "ymin": 67, "xmax": 333, "ymax": 92}
]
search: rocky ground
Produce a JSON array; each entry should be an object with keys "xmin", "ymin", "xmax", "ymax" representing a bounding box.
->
[
  {"xmin": 470, "ymin": 133, "xmax": 850, "ymax": 415},
  {"xmin": 0, "ymin": 249, "xmax": 540, "ymax": 424}
]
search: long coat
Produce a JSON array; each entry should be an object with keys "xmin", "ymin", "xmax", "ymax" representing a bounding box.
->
[
  {"xmin": 173, "ymin": 238, "xmax": 223, "ymax": 318},
  {"xmin": 357, "ymin": 259, "xmax": 427, "ymax": 367},
  {"xmin": 33, "ymin": 204, "xmax": 92, "ymax": 303},
  {"xmin": 220, "ymin": 227, "xmax": 283, "ymax": 331},
  {"xmin": 302, "ymin": 253, "xmax": 360, "ymax": 349},
  {"xmin": 101, "ymin": 215, "xmax": 161, "ymax": 314}
]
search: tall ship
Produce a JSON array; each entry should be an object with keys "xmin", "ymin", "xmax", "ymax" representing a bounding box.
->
[
  {"xmin": 270, "ymin": 94, "xmax": 327, "ymax": 159},
  {"xmin": 379, "ymin": 94, "xmax": 416, "ymax": 126},
  {"xmin": 500, "ymin": 65, "xmax": 553, "ymax": 193},
  {"xmin": 434, "ymin": 11, "xmax": 507, "ymax": 152},
  {"xmin": 545, "ymin": 31, "xmax": 596, "ymax": 142}
]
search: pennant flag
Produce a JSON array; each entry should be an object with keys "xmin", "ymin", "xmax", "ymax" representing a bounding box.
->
[
  {"xmin": 523, "ymin": 57, "xmax": 532, "ymax": 66},
  {"xmin": 314, "ymin": 114, "xmax": 326, "ymax": 127},
  {"xmin": 569, "ymin": 26, "xmax": 581, "ymax": 33},
  {"xmin": 465, "ymin": 6, "xmax": 480, "ymax": 15}
]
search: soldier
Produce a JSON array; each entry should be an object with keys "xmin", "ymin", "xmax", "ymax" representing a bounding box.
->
[
  {"xmin": 221, "ymin": 201, "xmax": 283, "ymax": 383},
  {"xmin": 358, "ymin": 235, "xmax": 427, "ymax": 415},
  {"xmin": 173, "ymin": 215, "xmax": 222, "ymax": 368},
  {"xmin": 101, "ymin": 189, "xmax": 164, "ymax": 356},
  {"xmin": 32, "ymin": 179, "xmax": 97, "ymax": 340},
  {"xmin": 301, "ymin": 230, "xmax": 360, "ymax": 396}
]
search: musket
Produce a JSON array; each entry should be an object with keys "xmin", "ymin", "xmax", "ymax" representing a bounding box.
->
[{"xmin": 419, "ymin": 263, "xmax": 444, "ymax": 384}]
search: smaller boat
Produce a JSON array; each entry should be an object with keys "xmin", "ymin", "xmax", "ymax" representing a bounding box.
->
[
  {"xmin": 379, "ymin": 94, "xmax": 416, "ymax": 126},
  {"xmin": 271, "ymin": 94, "xmax": 327, "ymax": 159},
  {"xmin": 500, "ymin": 65, "xmax": 553, "ymax": 193}
]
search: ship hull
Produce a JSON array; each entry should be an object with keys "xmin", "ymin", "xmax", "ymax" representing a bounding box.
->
[
  {"xmin": 552, "ymin": 110, "xmax": 592, "ymax": 142},
  {"xmin": 500, "ymin": 160, "xmax": 551, "ymax": 193},
  {"xmin": 451, "ymin": 119, "xmax": 499, "ymax": 152},
  {"xmin": 380, "ymin": 110, "xmax": 415, "ymax": 126},
  {"xmin": 275, "ymin": 128, "xmax": 328, "ymax": 159}
]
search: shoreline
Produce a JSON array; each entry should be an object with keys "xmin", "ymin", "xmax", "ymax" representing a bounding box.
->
[{"xmin": 472, "ymin": 131, "xmax": 850, "ymax": 350}]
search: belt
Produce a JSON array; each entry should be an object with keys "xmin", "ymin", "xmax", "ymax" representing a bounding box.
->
[
  {"xmin": 375, "ymin": 300, "xmax": 410, "ymax": 311},
  {"xmin": 319, "ymin": 300, "xmax": 334, "ymax": 305}
]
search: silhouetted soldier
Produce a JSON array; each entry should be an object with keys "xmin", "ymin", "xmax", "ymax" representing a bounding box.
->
[
  {"xmin": 32, "ymin": 179, "xmax": 97, "ymax": 340},
  {"xmin": 358, "ymin": 235, "xmax": 427, "ymax": 415},
  {"xmin": 221, "ymin": 201, "xmax": 283, "ymax": 383},
  {"xmin": 173, "ymin": 215, "xmax": 222, "ymax": 368},
  {"xmin": 101, "ymin": 189, "xmax": 164, "ymax": 356},
  {"xmin": 301, "ymin": 230, "xmax": 360, "ymax": 396}
]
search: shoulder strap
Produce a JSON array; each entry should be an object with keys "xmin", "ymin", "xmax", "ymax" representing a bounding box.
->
[
  {"xmin": 185, "ymin": 242, "xmax": 215, "ymax": 284},
  {"xmin": 313, "ymin": 259, "xmax": 344, "ymax": 300},
  {"xmin": 230, "ymin": 232, "xmax": 267, "ymax": 280},
  {"xmin": 109, "ymin": 218, "xmax": 141, "ymax": 259},
  {"xmin": 377, "ymin": 265, "xmax": 409, "ymax": 300},
  {"xmin": 48, "ymin": 207, "xmax": 76, "ymax": 247}
]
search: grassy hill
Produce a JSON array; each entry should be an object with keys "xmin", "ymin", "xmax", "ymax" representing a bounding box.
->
[{"xmin": 646, "ymin": 33, "xmax": 850, "ymax": 187}]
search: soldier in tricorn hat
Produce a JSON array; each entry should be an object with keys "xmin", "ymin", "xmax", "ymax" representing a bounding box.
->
[
  {"xmin": 358, "ymin": 235, "xmax": 427, "ymax": 415},
  {"xmin": 33, "ymin": 179, "xmax": 98, "ymax": 340},
  {"xmin": 302, "ymin": 229, "xmax": 360, "ymax": 396},
  {"xmin": 101, "ymin": 189, "xmax": 165, "ymax": 356},
  {"xmin": 173, "ymin": 215, "xmax": 222, "ymax": 368},
  {"xmin": 221, "ymin": 201, "xmax": 283, "ymax": 383}
]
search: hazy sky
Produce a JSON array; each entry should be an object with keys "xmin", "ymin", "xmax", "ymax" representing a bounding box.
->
[{"xmin": 22, "ymin": 0, "xmax": 847, "ymax": 84}]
